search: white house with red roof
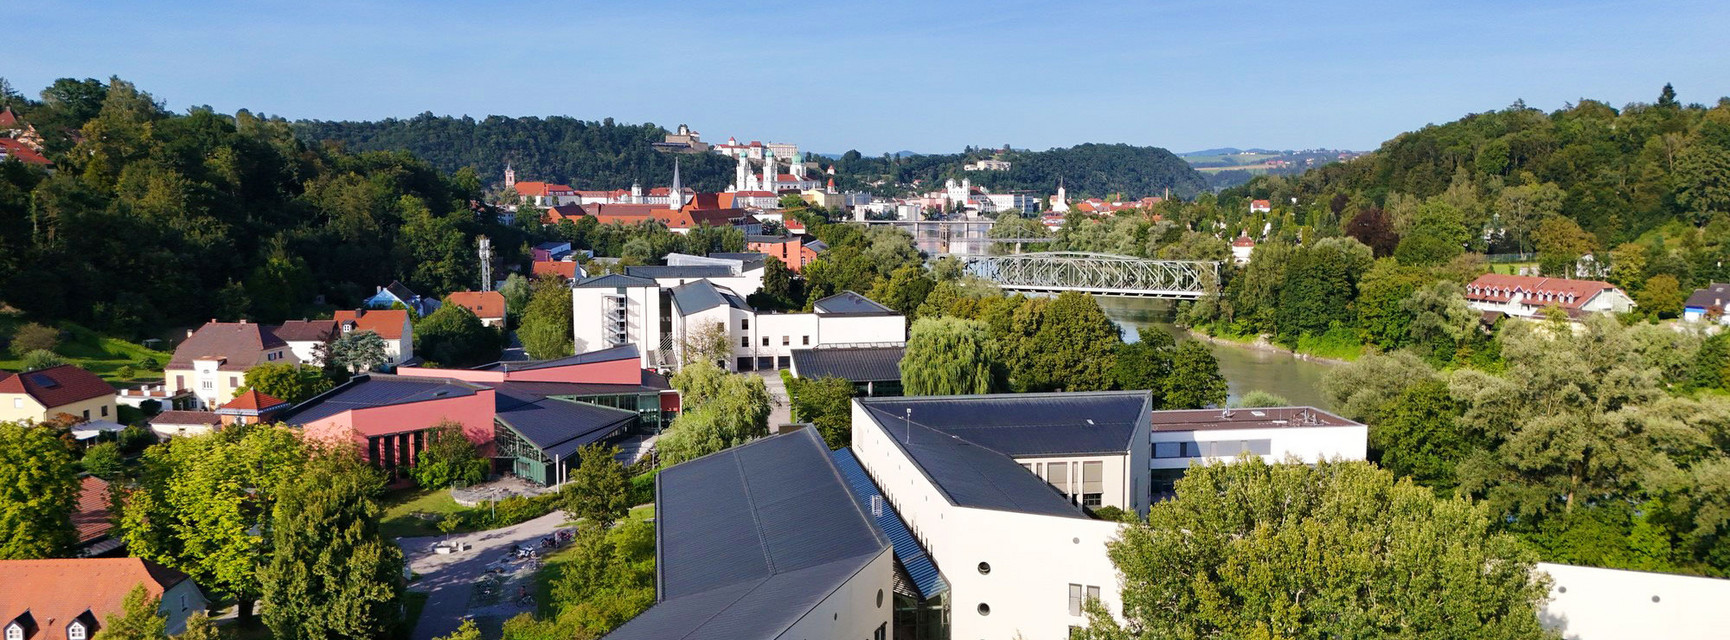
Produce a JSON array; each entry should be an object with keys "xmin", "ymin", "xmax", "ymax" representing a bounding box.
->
[
  {"xmin": 1250, "ymin": 199, "xmax": 1272, "ymax": 213},
  {"xmin": 334, "ymin": 309, "xmax": 415, "ymax": 364},
  {"xmin": 1463, "ymin": 273, "xmax": 1635, "ymax": 320},
  {"xmin": 0, "ymin": 558, "xmax": 209, "ymax": 636},
  {"xmin": 1230, "ymin": 233, "xmax": 1256, "ymax": 264}
]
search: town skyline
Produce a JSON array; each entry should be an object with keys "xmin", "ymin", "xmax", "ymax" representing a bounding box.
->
[{"xmin": 12, "ymin": 0, "xmax": 1730, "ymax": 154}]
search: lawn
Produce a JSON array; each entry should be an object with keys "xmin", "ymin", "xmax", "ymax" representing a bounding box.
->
[
  {"xmin": 380, "ymin": 488, "xmax": 468, "ymax": 539},
  {"xmin": 0, "ymin": 321, "xmax": 172, "ymax": 384},
  {"xmin": 1489, "ymin": 261, "xmax": 1538, "ymax": 275}
]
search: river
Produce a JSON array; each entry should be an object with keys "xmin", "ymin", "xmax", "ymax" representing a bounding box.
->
[{"xmin": 1095, "ymin": 298, "xmax": 1338, "ymax": 409}]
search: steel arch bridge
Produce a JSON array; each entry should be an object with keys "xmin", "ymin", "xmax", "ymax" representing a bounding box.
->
[{"xmin": 959, "ymin": 252, "xmax": 1219, "ymax": 299}]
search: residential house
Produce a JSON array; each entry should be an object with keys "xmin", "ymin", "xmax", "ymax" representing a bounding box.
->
[
  {"xmin": 214, "ymin": 389, "xmax": 289, "ymax": 426},
  {"xmin": 1230, "ymin": 233, "xmax": 1255, "ymax": 264},
  {"xmin": 531, "ymin": 241, "xmax": 573, "ymax": 262},
  {"xmin": 333, "ymin": 309, "xmax": 415, "ymax": 364},
  {"xmin": 1463, "ymin": 273, "xmax": 1636, "ymax": 320},
  {"xmin": 267, "ymin": 319, "xmax": 337, "ymax": 365},
  {"xmin": 166, "ymin": 320, "xmax": 294, "ymax": 410},
  {"xmin": 530, "ymin": 260, "xmax": 582, "ymax": 283},
  {"xmin": 363, "ymin": 281, "xmax": 440, "ymax": 317},
  {"xmin": 604, "ymin": 428, "xmax": 894, "ymax": 640},
  {"xmin": 1250, "ymin": 199, "xmax": 1272, "ymax": 213},
  {"xmin": 0, "ymin": 138, "xmax": 50, "ymax": 166},
  {"xmin": 747, "ymin": 234, "xmax": 825, "ymax": 272},
  {"xmin": 1684, "ymin": 282, "xmax": 1730, "ymax": 324},
  {"xmin": 0, "ymin": 558, "xmax": 208, "ymax": 636},
  {"xmin": 148, "ymin": 410, "xmax": 222, "ymax": 439},
  {"xmin": 446, "ymin": 291, "xmax": 508, "ymax": 327},
  {"xmin": 0, "ymin": 364, "xmax": 117, "ymax": 424}
]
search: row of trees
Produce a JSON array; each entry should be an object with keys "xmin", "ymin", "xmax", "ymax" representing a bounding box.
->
[{"xmin": 825, "ymin": 143, "xmax": 1209, "ymax": 200}]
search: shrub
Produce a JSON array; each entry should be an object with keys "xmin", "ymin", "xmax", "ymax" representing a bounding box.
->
[
  {"xmin": 81, "ymin": 442, "xmax": 125, "ymax": 479},
  {"xmin": 20, "ymin": 350, "xmax": 67, "ymax": 371},
  {"xmin": 629, "ymin": 470, "xmax": 658, "ymax": 505},
  {"xmin": 8, "ymin": 323, "xmax": 59, "ymax": 357}
]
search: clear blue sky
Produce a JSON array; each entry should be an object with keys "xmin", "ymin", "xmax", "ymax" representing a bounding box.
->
[{"xmin": 11, "ymin": 0, "xmax": 1730, "ymax": 155}]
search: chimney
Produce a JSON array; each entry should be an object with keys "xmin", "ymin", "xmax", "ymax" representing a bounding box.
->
[{"xmin": 186, "ymin": 329, "xmax": 194, "ymax": 338}]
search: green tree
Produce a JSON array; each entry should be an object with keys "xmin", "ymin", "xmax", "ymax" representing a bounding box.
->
[
  {"xmin": 1109, "ymin": 335, "xmax": 1175, "ymax": 406},
  {"xmin": 499, "ymin": 273, "xmax": 533, "ymax": 322},
  {"xmin": 8, "ymin": 322, "xmax": 58, "ymax": 356},
  {"xmin": 82, "ymin": 441, "xmax": 125, "ymax": 478},
  {"xmin": 1029, "ymin": 291, "xmax": 1121, "ymax": 391},
  {"xmin": 434, "ymin": 620, "xmax": 483, "ymax": 640},
  {"xmin": 1162, "ymin": 342, "xmax": 1227, "ymax": 409},
  {"xmin": 900, "ymin": 317, "xmax": 1001, "ymax": 396},
  {"xmin": 787, "ymin": 375, "xmax": 856, "ymax": 449},
  {"xmin": 176, "ymin": 612, "xmax": 218, "ymax": 640},
  {"xmin": 1636, "ymin": 274, "xmax": 1685, "ymax": 318},
  {"xmin": 1077, "ymin": 459, "xmax": 1552, "ymax": 640},
  {"xmin": 119, "ymin": 425, "xmax": 309, "ymax": 620},
  {"xmin": 986, "ymin": 215, "xmax": 1050, "ymax": 255},
  {"xmin": 262, "ymin": 455, "xmax": 405, "ymax": 640},
  {"xmin": 1276, "ymin": 238, "xmax": 1372, "ymax": 340},
  {"xmin": 1534, "ymin": 216, "xmax": 1596, "ymax": 276},
  {"xmin": 329, "ymin": 330, "xmax": 388, "ymax": 374},
  {"xmin": 518, "ymin": 276, "xmax": 574, "ymax": 359},
  {"xmin": 92, "ymin": 584, "xmax": 167, "ymax": 640},
  {"xmin": 1233, "ymin": 390, "xmax": 1289, "ymax": 408},
  {"xmin": 1353, "ymin": 259, "xmax": 1428, "ymax": 349},
  {"xmin": 868, "ymin": 265, "xmax": 935, "ymax": 317},
  {"xmin": 0, "ymin": 421, "xmax": 79, "ymax": 558},
  {"xmin": 241, "ymin": 363, "xmax": 334, "ymax": 404},
  {"xmin": 657, "ymin": 363, "xmax": 771, "ymax": 465},
  {"xmin": 20, "ymin": 349, "xmax": 68, "ymax": 371},
  {"xmin": 410, "ymin": 421, "xmax": 487, "ymax": 489},
  {"xmin": 1372, "ymin": 378, "xmax": 1472, "ymax": 491},
  {"xmin": 1403, "ymin": 280, "xmax": 1480, "ymax": 361},
  {"xmin": 678, "ymin": 321, "xmax": 731, "ymax": 368},
  {"xmin": 562, "ymin": 444, "xmax": 630, "ymax": 528},
  {"xmin": 418, "ymin": 303, "xmax": 501, "ymax": 367},
  {"xmin": 397, "ymin": 195, "xmax": 474, "ymax": 296}
]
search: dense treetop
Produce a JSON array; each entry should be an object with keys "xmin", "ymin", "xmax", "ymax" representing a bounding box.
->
[{"xmin": 828, "ymin": 143, "xmax": 1210, "ymax": 200}]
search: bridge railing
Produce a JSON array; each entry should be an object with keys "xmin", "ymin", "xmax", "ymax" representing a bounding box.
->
[{"xmin": 958, "ymin": 252, "xmax": 1219, "ymax": 298}]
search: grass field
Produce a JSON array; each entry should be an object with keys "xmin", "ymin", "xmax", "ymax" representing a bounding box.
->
[
  {"xmin": 1490, "ymin": 262, "xmax": 1539, "ymax": 275},
  {"xmin": 0, "ymin": 319, "xmax": 172, "ymax": 384},
  {"xmin": 380, "ymin": 488, "xmax": 469, "ymax": 539}
]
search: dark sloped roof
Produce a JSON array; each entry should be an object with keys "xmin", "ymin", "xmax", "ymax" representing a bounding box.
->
[
  {"xmin": 813, "ymin": 291, "xmax": 896, "ymax": 316},
  {"xmin": 669, "ymin": 280, "xmax": 748, "ymax": 314},
  {"xmin": 884, "ymin": 418, "xmax": 1088, "ymax": 519},
  {"xmin": 625, "ymin": 265, "xmax": 734, "ymax": 279},
  {"xmin": 745, "ymin": 234, "xmax": 795, "ymax": 244},
  {"xmin": 168, "ymin": 322, "xmax": 286, "ymax": 370},
  {"xmin": 478, "ymin": 345, "xmax": 640, "ymax": 371},
  {"xmin": 706, "ymin": 252, "xmax": 767, "ymax": 270},
  {"xmin": 790, "ymin": 346, "xmax": 904, "ymax": 382},
  {"xmin": 0, "ymin": 364, "xmax": 115, "ymax": 408},
  {"xmin": 268, "ymin": 319, "xmax": 337, "ymax": 342},
  {"xmin": 573, "ymin": 273, "xmax": 658, "ymax": 289},
  {"xmin": 483, "ymin": 371, "xmax": 671, "ymax": 396},
  {"xmin": 831, "ymin": 447, "xmax": 946, "ymax": 599},
  {"xmin": 1686, "ymin": 283, "xmax": 1730, "ymax": 310},
  {"xmin": 494, "ymin": 386, "xmax": 637, "ymax": 459},
  {"xmin": 607, "ymin": 429, "xmax": 887, "ymax": 640},
  {"xmin": 383, "ymin": 280, "xmax": 418, "ymax": 303},
  {"xmin": 281, "ymin": 375, "xmax": 483, "ymax": 424},
  {"xmin": 860, "ymin": 392, "xmax": 1146, "ymax": 457}
]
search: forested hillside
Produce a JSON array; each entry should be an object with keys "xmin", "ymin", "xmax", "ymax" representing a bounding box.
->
[
  {"xmin": 294, "ymin": 114, "xmax": 738, "ymax": 191},
  {"xmin": 828, "ymin": 143, "xmax": 1209, "ymax": 200},
  {"xmin": 1235, "ymin": 84, "xmax": 1730, "ymax": 251},
  {"xmin": 0, "ymin": 77, "xmax": 519, "ymax": 336}
]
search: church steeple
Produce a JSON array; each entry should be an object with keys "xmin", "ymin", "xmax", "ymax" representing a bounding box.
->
[
  {"xmin": 669, "ymin": 158, "xmax": 686, "ymax": 208},
  {"xmin": 504, "ymin": 162, "xmax": 516, "ymax": 189}
]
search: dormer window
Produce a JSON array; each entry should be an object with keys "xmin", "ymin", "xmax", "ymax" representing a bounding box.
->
[
  {"xmin": 66, "ymin": 620, "xmax": 86, "ymax": 640},
  {"xmin": 6, "ymin": 622, "xmax": 22, "ymax": 640}
]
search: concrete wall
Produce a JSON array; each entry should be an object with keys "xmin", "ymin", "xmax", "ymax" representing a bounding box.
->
[
  {"xmin": 778, "ymin": 548, "xmax": 894, "ymax": 640},
  {"xmin": 1537, "ymin": 562, "xmax": 1730, "ymax": 640},
  {"xmin": 817, "ymin": 314, "xmax": 907, "ymax": 345},
  {"xmin": 851, "ymin": 402, "xmax": 1125, "ymax": 639},
  {"xmin": 572, "ymin": 283, "xmax": 661, "ymax": 367}
]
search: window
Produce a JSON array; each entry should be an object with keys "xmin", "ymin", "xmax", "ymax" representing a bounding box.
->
[
  {"xmin": 1153, "ymin": 442, "xmax": 1183, "ymax": 458},
  {"xmin": 1087, "ymin": 585, "xmax": 1101, "ymax": 605},
  {"xmin": 229, "ymin": 376, "xmax": 238, "ymax": 387},
  {"xmin": 874, "ymin": 623, "xmax": 887, "ymax": 640},
  {"xmin": 201, "ymin": 381, "xmax": 214, "ymax": 390},
  {"xmin": 802, "ymin": 335, "xmax": 810, "ymax": 345},
  {"xmin": 1082, "ymin": 461, "xmax": 1104, "ymax": 507},
  {"xmin": 740, "ymin": 337, "xmax": 749, "ymax": 348},
  {"xmin": 1046, "ymin": 462, "xmax": 1069, "ymax": 496},
  {"xmin": 761, "ymin": 337, "xmax": 769, "ymax": 346},
  {"xmin": 101, "ymin": 406, "xmax": 109, "ymax": 417},
  {"xmin": 67, "ymin": 622, "xmax": 85, "ymax": 640},
  {"xmin": 10, "ymin": 398, "xmax": 19, "ymax": 409},
  {"xmin": 781, "ymin": 335, "xmax": 789, "ymax": 346},
  {"xmin": 977, "ymin": 562, "xmax": 991, "ymax": 574},
  {"xmin": 6, "ymin": 623, "xmax": 21, "ymax": 640},
  {"xmin": 741, "ymin": 318, "xmax": 749, "ymax": 330},
  {"xmin": 82, "ymin": 410, "xmax": 90, "ymax": 420},
  {"xmin": 176, "ymin": 375, "xmax": 185, "ymax": 390},
  {"xmin": 1069, "ymin": 583, "xmax": 1083, "ymax": 616},
  {"xmin": 976, "ymin": 603, "xmax": 991, "ymax": 616}
]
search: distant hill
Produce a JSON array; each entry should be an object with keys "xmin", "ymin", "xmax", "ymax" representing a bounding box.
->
[
  {"xmin": 1179, "ymin": 147, "xmax": 1283, "ymax": 156},
  {"xmin": 293, "ymin": 113, "xmax": 738, "ymax": 192},
  {"xmin": 829, "ymin": 143, "xmax": 1209, "ymax": 200}
]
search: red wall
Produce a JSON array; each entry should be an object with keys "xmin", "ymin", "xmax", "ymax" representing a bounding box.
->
[
  {"xmin": 505, "ymin": 357, "xmax": 640, "ymax": 385},
  {"xmin": 300, "ymin": 389, "xmax": 496, "ymax": 456}
]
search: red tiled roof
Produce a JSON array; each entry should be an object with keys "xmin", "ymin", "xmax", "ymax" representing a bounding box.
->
[
  {"xmin": 219, "ymin": 389, "xmax": 286, "ymax": 412},
  {"xmin": 447, "ymin": 291, "xmax": 506, "ymax": 320},
  {"xmin": 72, "ymin": 476, "xmax": 113, "ymax": 545},
  {"xmin": 1464, "ymin": 273, "xmax": 1620, "ymax": 310},
  {"xmin": 0, "ymin": 107, "xmax": 16, "ymax": 128},
  {"xmin": 0, "ymin": 364, "xmax": 116, "ymax": 409},
  {"xmin": 533, "ymin": 261, "xmax": 579, "ymax": 280},
  {"xmin": 333, "ymin": 309, "xmax": 411, "ymax": 340},
  {"xmin": 0, "ymin": 558, "xmax": 192, "ymax": 638},
  {"xmin": 513, "ymin": 181, "xmax": 575, "ymax": 197},
  {"xmin": 1232, "ymin": 235, "xmax": 1256, "ymax": 247},
  {"xmin": 149, "ymin": 410, "xmax": 220, "ymax": 426},
  {"xmin": 545, "ymin": 204, "xmax": 587, "ymax": 223},
  {"xmin": 0, "ymin": 139, "xmax": 50, "ymax": 165}
]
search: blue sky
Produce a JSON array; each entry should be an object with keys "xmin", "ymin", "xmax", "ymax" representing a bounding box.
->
[{"xmin": 11, "ymin": 0, "xmax": 1730, "ymax": 154}]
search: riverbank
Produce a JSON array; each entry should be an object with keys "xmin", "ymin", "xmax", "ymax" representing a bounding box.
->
[{"xmin": 1184, "ymin": 329, "xmax": 1357, "ymax": 366}]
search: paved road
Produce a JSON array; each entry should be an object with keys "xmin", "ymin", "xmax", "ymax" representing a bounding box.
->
[
  {"xmin": 756, "ymin": 370, "xmax": 794, "ymax": 429},
  {"xmin": 402, "ymin": 511, "xmax": 571, "ymax": 640}
]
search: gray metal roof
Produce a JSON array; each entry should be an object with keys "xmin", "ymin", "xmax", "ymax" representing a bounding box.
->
[
  {"xmin": 573, "ymin": 273, "xmax": 658, "ymax": 289},
  {"xmin": 831, "ymin": 447, "xmax": 947, "ymax": 599},
  {"xmin": 790, "ymin": 346, "xmax": 905, "ymax": 382},
  {"xmin": 813, "ymin": 291, "xmax": 896, "ymax": 316},
  {"xmin": 625, "ymin": 265, "xmax": 735, "ymax": 279},
  {"xmin": 477, "ymin": 344, "xmax": 640, "ymax": 371},
  {"xmin": 855, "ymin": 392, "xmax": 1153, "ymax": 519},
  {"xmin": 493, "ymin": 385, "xmax": 637, "ymax": 459},
  {"xmin": 281, "ymin": 375, "xmax": 485, "ymax": 424},
  {"xmin": 1145, "ymin": 406, "xmax": 1359, "ymax": 432},
  {"xmin": 606, "ymin": 429, "xmax": 888, "ymax": 640},
  {"xmin": 706, "ymin": 252, "xmax": 768, "ymax": 270},
  {"xmin": 860, "ymin": 392, "xmax": 1147, "ymax": 457},
  {"xmin": 669, "ymin": 280, "xmax": 749, "ymax": 315}
]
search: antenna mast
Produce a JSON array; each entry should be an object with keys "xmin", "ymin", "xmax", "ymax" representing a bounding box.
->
[{"xmin": 477, "ymin": 236, "xmax": 493, "ymax": 291}]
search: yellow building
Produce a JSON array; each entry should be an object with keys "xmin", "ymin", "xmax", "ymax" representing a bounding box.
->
[
  {"xmin": 166, "ymin": 321, "xmax": 296, "ymax": 409},
  {"xmin": 0, "ymin": 364, "xmax": 118, "ymax": 424}
]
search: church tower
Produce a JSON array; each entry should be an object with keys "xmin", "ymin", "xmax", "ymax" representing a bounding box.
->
[
  {"xmin": 1052, "ymin": 177, "xmax": 1070, "ymax": 213},
  {"xmin": 669, "ymin": 158, "xmax": 686, "ymax": 208},
  {"xmin": 762, "ymin": 151, "xmax": 777, "ymax": 193},
  {"xmin": 735, "ymin": 154, "xmax": 751, "ymax": 192},
  {"xmin": 631, "ymin": 181, "xmax": 643, "ymax": 204},
  {"xmin": 504, "ymin": 162, "xmax": 516, "ymax": 189}
]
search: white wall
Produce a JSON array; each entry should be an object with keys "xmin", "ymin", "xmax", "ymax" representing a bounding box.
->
[
  {"xmin": 1149, "ymin": 424, "xmax": 1367, "ymax": 470},
  {"xmin": 816, "ymin": 314, "xmax": 906, "ymax": 346},
  {"xmin": 778, "ymin": 549, "xmax": 894, "ymax": 640},
  {"xmin": 851, "ymin": 402, "xmax": 1125, "ymax": 639},
  {"xmin": 1538, "ymin": 562, "xmax": 1730, "ymax": 640},
  {"xmin": 572, "ymin": 284, "xmax": 662, "ymax": 367},
  {"xmin": 1015, "ymin": 453, "xmax": 1136, "ymax": 514}
]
